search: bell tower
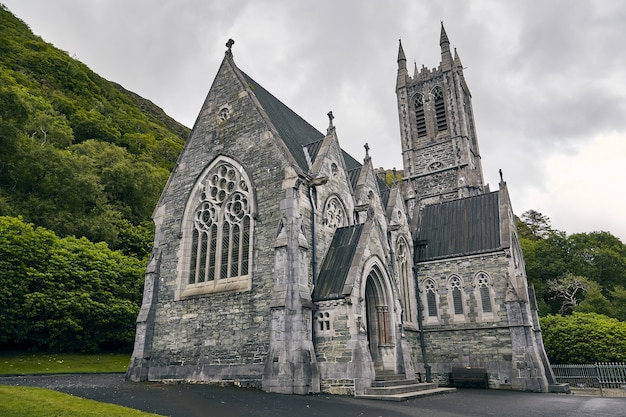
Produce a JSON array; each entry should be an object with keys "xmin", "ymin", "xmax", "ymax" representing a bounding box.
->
[{"xmin": 397, "ymin": 24, "xmax": 485, "ymax": 207}]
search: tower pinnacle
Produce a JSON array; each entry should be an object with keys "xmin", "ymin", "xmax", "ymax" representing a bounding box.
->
[
  {"xmin": 439, "ymin": 23, "xmax": 452, "ymax": 70},
  {"xmin": 397, "ymin": 39, "xmax": 407, "ymax": 67}
]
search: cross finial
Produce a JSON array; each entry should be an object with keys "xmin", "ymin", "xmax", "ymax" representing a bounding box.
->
[
  {"xmin": 226, "ymin": 39, "xmax": 235, "ymax": 55},
  {"xmin": 364, "ymin": 143, "xmax": 370, "ymax": 158},
  {"xmin": 326, "ymin": 111, "xmax": 335, "ymax": 134}
]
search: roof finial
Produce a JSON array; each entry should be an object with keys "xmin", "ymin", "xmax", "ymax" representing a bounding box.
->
[
  {"xmin": 364, "ymin": 142, "xmax": 370, "ymax": 159},
  {"xmin": 226, "ymin": 38, "xmax": 235, "ymax": 56},
  {"xmin": 499, "ymin": 169, "xmax": 504, "ymax": 182},
  {"xmin": 327, "ymin": 111, "xmax": 335, "ymax": 133}
]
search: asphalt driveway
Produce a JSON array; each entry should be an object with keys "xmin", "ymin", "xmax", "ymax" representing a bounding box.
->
[{"xmin": 1, "ymin": 373, "xmax": 625, "ymax": 417}]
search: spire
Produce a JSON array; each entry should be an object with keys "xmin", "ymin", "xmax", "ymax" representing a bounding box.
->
[
  {"xmin": 454, "ymin": 48, "xmax": 463, "ymax": 70},
  {"xmin": 439, "ymin": 22, "xmax": 452, "ymax": 70},
  {"xmin": 396, "ymin": 39, "xmax": 408, "ymax": 89},
  {"xmin": 397, "ymin": 39, "xmax": 407, "ymax": 67},
  {"xmin": 439, "ymin": 23, "xmax": 450, "ymax": 48}
]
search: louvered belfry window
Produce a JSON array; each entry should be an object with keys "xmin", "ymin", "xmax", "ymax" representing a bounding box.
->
[
  {"xmin": 414, "ymin": 94, "xmax": 427, "ymax": 137},
  {"xmin": 433, "ymin": 86, "xmax": 448, "ymax": 131},
  {"xmin": 188, "ymin": 161, "xmax": 252, "ymax": 285}
]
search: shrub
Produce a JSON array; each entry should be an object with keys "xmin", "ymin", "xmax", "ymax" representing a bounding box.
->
[{"xmin": 540, "ymin": 312, "xmax": 626, "ymax": 363}]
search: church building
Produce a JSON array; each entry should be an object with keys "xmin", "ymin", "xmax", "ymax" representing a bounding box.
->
[{"xmin": 127, "ymin": 25, "xmax": 560, "ymax": 397}]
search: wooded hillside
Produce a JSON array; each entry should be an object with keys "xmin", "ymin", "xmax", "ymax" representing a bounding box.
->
[{"xmin": 0, "ymin": 5, "xmax": 189, "ymax": 258}]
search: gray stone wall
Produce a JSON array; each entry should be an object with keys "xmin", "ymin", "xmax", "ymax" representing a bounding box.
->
[
  {"xmin": 131, "ymin": 56, "xmax": 303, "ymax": 384},
  {"xmin": 410, "ymin": 251, "xmax": 515, "ymax": 387}
]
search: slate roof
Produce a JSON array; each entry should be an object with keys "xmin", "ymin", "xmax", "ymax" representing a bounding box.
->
[
  {"xmin": 415, "ymin": 191, "xmax": 501, "ymax": 261},
  {"xmin": 312, "ymin": 224, "xmax": 364, "ymax": 301},
  {"xmin": 242, "ymin": 72, "xmax": 361, "ymax": 172}
]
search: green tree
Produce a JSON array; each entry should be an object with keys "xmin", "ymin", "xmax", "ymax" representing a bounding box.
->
[{"xmin": 519, "ymin": 209, "xmax": 553, "ymax": 240}]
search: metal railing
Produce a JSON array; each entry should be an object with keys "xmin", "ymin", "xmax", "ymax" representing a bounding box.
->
[{"xmin": 552, "ymin": 362, "xmax": 626, "ymax": 396}]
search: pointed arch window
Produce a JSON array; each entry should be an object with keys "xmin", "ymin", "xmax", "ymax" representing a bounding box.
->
[
  {"xmin": 323, "ymin": 196, "xmax": 347, "ymax": 229},
  {"xmin": 396, "ymin": 239, "xmax": 416, "ymax": 324},
  {"xmin": 414, "ymin": 94, "xmax": 427, "ymax": 137},
  {"xmin": 178, "ymin": 157, "xmax": 254, "ymax": 299},
  {"xmin": 476, "ymin": 272, "xmax": 493, "ymax": 313},
  {"xmin": 449, "ymin": 275, "xmax": 464, "ymax": 315},
  {"xmin": 433, "ymin": 86, "xmax": 448, "ymax": 131},
  {"xmin": 424, "ymin": 279, "xmax": 438, "ymax": 317}
]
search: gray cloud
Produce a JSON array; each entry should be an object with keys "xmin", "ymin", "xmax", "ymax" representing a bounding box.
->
[{"xmin": 4, "ymin": 0, "xmax": 626, "ymax": 241}]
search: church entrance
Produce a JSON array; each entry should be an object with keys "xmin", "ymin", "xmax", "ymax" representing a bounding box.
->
[{"xmin": 364, "ymin": 266, "xmax": 395, "ymax": 373}]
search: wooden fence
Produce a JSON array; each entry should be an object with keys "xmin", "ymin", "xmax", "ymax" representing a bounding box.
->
[{"xmin": 552, "ymin": 362, "xmax": 626, "ymax": 396}]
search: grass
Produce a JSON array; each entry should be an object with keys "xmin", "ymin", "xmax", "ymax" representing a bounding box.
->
[
  {"xmin": 0, "ymin": 351, "xmax": 130, "ymax": 375},
  {"xmin": 0, "ymin": 385, "xmax": 163, "ymax": 417}
]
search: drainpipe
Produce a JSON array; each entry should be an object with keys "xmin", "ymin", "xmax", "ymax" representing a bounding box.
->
[{"xmin": 413, "ymin": 239, "xmax": 431, "ymax": 382}]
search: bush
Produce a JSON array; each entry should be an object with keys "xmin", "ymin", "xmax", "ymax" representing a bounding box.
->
[
  {"xmin": 540, "ymin": 312, "xmax": 626, "ymax": 363},
  {"xmin": 0, "ymin": 216, "xmax": 144, "ymax": 352}
]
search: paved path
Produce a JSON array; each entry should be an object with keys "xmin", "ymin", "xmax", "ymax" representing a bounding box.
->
[{"xmin": 1, "ymin": 373, "xmax": 625, "ymax": 417}]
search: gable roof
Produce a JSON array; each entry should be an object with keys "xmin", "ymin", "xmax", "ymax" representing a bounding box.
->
[
  {"xmin": 241, "ymin": 71, "xmax": 361, "ymax": 172},
  {"xmin": 312, "ymin": 224, "xmax": 364, "ymax": 301},
  {"xmin": 415, "ymin": 191, "xmax": 501, "ymax": 261}
]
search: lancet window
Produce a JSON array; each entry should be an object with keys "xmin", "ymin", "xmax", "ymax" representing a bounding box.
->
[
  {"xmin": 396, "ymin": 239, "xmax": 416, "ymax": 323},
  {"xmin": 476, "ymin": 272, "xmax": 493, "ymax": 313},
  {"xmin": 424, "ymin": 278, "xmax": 438, "ymax": 317},
  {"xmin": 449, "ymin": 275, "xmax": 464, "ymax": 315}
]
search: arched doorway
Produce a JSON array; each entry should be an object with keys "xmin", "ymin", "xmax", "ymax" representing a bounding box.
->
[{"xmin": 364, "ymin": 265, "xmax": 395, "ymax": 372}]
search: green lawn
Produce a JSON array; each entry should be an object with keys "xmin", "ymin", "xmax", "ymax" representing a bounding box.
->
[
  {"xmin": 0, "ymin": 352, "xmax": 130, "ymax": 375},
  {"xmin": 0, "ymin": 385, "xmax": 163, "ymax": 417}
]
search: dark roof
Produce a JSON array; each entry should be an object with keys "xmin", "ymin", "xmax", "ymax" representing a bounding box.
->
[
  {"xmin": 304, "ymin": 139, "xmax": 324, "ymax": 167},
  {"xmin": 380, "ymin": 187, "xmax": 390, "ymax": 209},
  {"xmin": 416, "ymin": 191, "xmax": 501, "ymax": 261},
  {"xmin": 347, "ymin": 167, "xmax": 361, "ymax": 190},
  {"xmin": 242, "ymin": 72, "xmax": 323, "ymax": 170},
  {"xmin": 242, "ymin": 72, "xmax": 362, "ymax": 172},
  {"xmin": 377, "ymin": 176, "xmax": 390, "ymax": 208},
  {"xmin": 313, "ymin": 224, "xmax": 364, "ymax": 301}
]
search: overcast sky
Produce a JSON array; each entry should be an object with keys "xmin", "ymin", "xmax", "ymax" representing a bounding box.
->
[{"xmin": 4, "ymin": 0, "xmax": 626, "ymax": 242}]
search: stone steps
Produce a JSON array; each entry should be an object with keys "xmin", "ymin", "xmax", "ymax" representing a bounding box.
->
[{"xmin": 355, "ymin": 373, "xmax": 456, "ymax": 401}]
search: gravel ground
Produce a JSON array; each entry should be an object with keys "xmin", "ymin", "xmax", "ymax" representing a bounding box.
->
[{"xmin": 1, "ymin": 373, "xmax": 625, "ymax": 417}]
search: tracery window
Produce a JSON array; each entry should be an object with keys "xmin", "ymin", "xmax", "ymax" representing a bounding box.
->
[
  {"xmin": 424, "ymin": 279, "xmax": 438, "ymax": 317},
  {"xmin": 449, "ymin": 275, "xmax": 464, "ymax": 315},
  {"xmin": 476, "ymin": 272, "xmax": 493, "ymax": 313},
  {"xmin": 433, "ymin": 86, "xmax": 448, "ymax": 131},
  {"xmin": 178, "ymin": 157, "xmax": 254, "ymax": 298},
  {"xmin": 414, "ymin": 93, "xmax": 427, "ymax": 137},
  {"xmin": 323, "ymin": 196, "xmax": 347, "ymax": 229},
  {"xmin": 396, "ymin": 239, "xmax": 416, "ymax": 323}
]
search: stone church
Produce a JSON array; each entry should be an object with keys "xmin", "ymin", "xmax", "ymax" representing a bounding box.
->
[{"xmin": 127, "ymin": 25, "xmax": 560, "ymax": 397}]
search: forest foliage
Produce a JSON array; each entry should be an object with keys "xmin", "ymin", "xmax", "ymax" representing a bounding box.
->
[
  {"xmin": 517, "ymin": 210, "xmax": 626, "ymax": 321},
  {"xmin": 0, "ymin": 216, "xmax": 144, "ymax": 352},
  {"xmin": 0, "ymin": 5, "xmax": 188, "ymax": 257},
  {"xmin": 0, "ymin": 5, "xmax": 189, "ymax": 352}
]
